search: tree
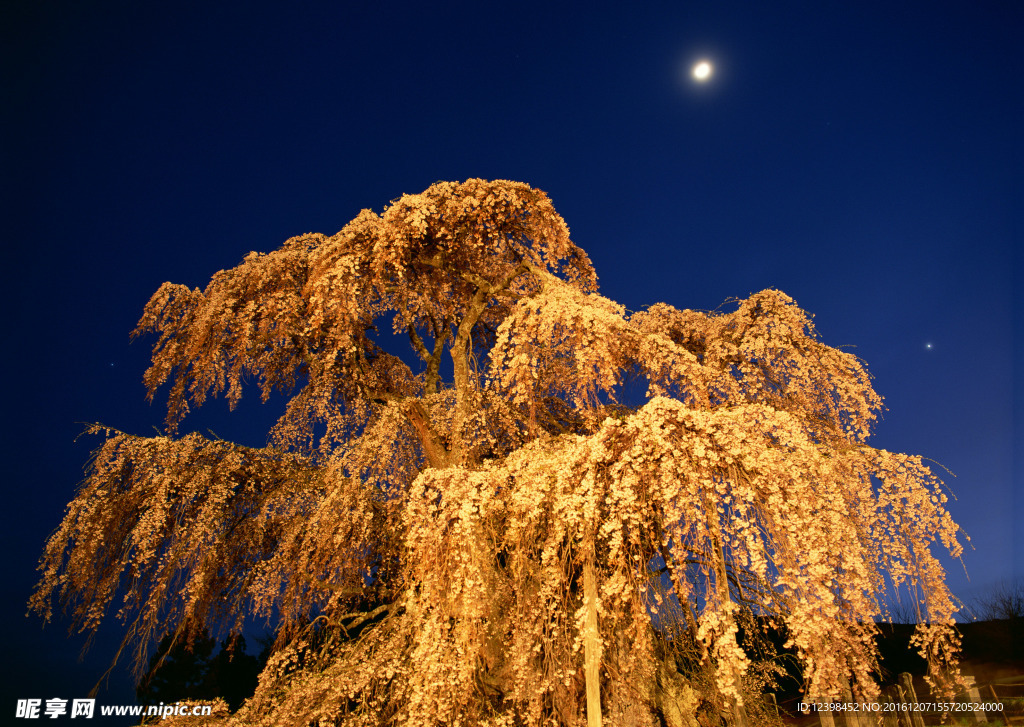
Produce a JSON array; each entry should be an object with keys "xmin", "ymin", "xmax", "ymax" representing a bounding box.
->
[
  {"xmin": 972, "ymin": 580, "xmax": 1024, "ymax": 622},
  {"xmin": 32, "ymin": 179, "xmax": 966, "ymax": 726},
  {"xmin": 136, "ymin": 631, "xmax": 264, "ymax": 713}
]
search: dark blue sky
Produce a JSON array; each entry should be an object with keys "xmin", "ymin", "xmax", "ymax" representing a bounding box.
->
[{"xmin": 2, "ymin": 0, "xmax": 1020, "ymax": 715}]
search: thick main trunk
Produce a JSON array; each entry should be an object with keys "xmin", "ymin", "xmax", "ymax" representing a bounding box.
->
[{"xmin": 449, "ymin": 286, "xmax": 490, "ymax": 466}]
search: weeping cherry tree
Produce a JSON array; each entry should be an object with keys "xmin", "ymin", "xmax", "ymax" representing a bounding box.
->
[{"xmin": 31, "ymin": 179, "xmax": 965, "ymax": 727}]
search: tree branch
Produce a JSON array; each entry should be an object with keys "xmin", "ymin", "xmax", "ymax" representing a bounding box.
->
[
  {"xmin": 407, "ymin": 323, "xmax": 431, "ymax": 362},
  {"xmin": 403, "ymin": 400, "xmax": 449, "ymax": 469}
]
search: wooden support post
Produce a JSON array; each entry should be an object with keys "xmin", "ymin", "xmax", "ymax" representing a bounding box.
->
[
  {"xmin": 730, "ymin": 697, "xmax": 750, "ymax": 727},
  {"xmin": 583, "ymin": 546, "xmax": 602, "ymax": 727},
  {"xmin": 840, "ymin": 675, "xmax": 870, "ymax": 727},
  {"xmin": 880, "ymin": 690, "xmax": 899, "ymax": 727},
  {"xmin": 818, "ymin": 707, "xmax": 837, "ymax": 727},
  {"xmin": 960, "ymin": 675, "xmax": 987, "ymax": 724},
  {"xmin": 893, "ymin": 685, "xmax": 913, "ymax": 727},
  {"xmin": 898, "ymin": 674, "xmax": 925, "ymax": 727},
  {"xmin": 988, "ymin": 684, "xmax": 1009, "ymax": 725}
]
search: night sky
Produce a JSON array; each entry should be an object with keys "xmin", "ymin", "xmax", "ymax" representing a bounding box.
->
[{"xmin": 2, "ymin": 0, "xmax": 1020, "ymax": 716}]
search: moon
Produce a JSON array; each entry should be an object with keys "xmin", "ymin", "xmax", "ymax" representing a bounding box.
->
[{"xmin": 691, "ymin": 60, "xmax": 713, "ymax": 82}]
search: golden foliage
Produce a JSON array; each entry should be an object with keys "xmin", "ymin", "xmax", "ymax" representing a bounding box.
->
[{"xmin": 32, "ymin": 180, "xmax": 965, "ymax": 726}]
